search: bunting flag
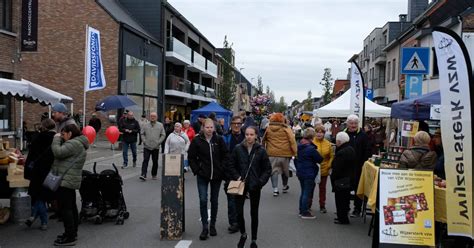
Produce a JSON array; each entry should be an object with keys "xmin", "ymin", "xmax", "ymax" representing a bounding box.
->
[
  {"xmin": 85, "ymin": 26, "xmax": 106, "ymax": 92},
  {"xmin": 432, "ymin": 27, "xmax": 474, "ymax": 239}
]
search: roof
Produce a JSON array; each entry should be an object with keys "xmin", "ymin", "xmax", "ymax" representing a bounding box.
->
[
  {"xmin": 96, "ymin": 0, "xmax": 159, "ymax": 44},
  {"xmin": 164, "ymin": 2, "xmax": 215, "ymax": 49}
]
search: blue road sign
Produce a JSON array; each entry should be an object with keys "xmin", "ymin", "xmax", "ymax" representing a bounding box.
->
[
  {"xmin": 366, "ymin": 88, "xmax": 373, "ymax": 100},
  {"xmin": 401, "ymin": 47, "xmax": 430, "ymax": 74},
  {"xmin": 405, "ymin": 74, "xmax": 423, "ymax": 99}
]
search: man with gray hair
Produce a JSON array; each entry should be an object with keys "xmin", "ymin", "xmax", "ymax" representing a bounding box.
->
[
  {"xmin": 140, "ymin": 112, "xmax": 165, "ymax": 180},
  {"xmin": 344, "ymin": 114, "xmax": 371, "ymax": 217}
]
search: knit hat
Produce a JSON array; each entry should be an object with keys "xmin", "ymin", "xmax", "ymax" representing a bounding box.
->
[
  {"xmin": 413, "ymin": 131, "xmax": 431, "ymax": 146},
  {"xmin": 52, "ymin": 103, "xmax": 67, "ymax": 113}
]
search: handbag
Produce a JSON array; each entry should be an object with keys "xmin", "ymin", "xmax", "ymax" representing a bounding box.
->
[
  {"xmin": 334, "ymin": 177, "xmax": 351, "ymax": 191},
  {"xmin": 43, "ymin": 161, "xmax": 76, "ymax": 192},
  {"xmin": 227, "ymin": 154, "xmax": 256, "ymax": 196}
]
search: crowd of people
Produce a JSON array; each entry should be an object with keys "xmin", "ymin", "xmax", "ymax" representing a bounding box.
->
[{"xmin": 21, "ymin": 102, "xmax": 447, "ymax": 247}]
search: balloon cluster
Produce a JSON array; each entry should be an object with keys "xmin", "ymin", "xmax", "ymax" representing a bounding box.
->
[{"xmin": 250, "ymin": 94, "xmax": 273, "ymax": 115}]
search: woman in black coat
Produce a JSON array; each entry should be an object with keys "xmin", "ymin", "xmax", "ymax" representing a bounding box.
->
[
  {"xmin": 331, "ymin": 132, "xmax": 356, "ymax": 225},
  {"xmin": 227, "ymin": 126, "xmax": 272, "ymax": 248},
  {"xmin": 25, "ymin": 118, "xmax": 56, "ymax": 230}
]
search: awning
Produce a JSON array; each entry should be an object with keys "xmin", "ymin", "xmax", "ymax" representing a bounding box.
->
[{"xmin": 0, "ymin": 78, "xmax": 73, "ymax": 105}]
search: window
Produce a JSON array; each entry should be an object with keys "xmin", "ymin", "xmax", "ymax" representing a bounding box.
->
[
  {"xmin": 144, "ymin": 62, "xmax": 158, "ymax": 96},
  {"xmin": 392, "ymin": 59, "xmax": 396, "ymax": 80},
  {"xmin": 0, "ymin": 0, "xmax": 12, "ymax": 31},
  {"xmin": 126, "ymin": 55, "xmax": 144, "ymax": 94},
  {"xmin": 125, "ymin": 55, "xmax": 159, "ymax": 115},
  {"xmin": 387, "ymin": 61, "xmax": 391, "ymax": 83}
]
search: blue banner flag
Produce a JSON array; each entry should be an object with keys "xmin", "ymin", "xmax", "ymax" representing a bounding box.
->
[{"xmin": 85, "ymin": 26, "xmax": 106, "ymax": 91}]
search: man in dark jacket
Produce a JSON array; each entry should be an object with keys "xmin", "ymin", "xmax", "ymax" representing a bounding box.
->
[
  {"xmin": 295, "ymin": 128, "xmax": 323, "ymax": 219},
  {"xmin": 161, "ymin": 117, "xmax": 174, "ymax": 153},
  {"xmin": 192, "ymin": 114, "xmax": 206, "ymax": 134},
  {"xmin": 222, "ymin": 116, "xmax": 245, "ymax": 233},
  {"xmin": 119, "ymin": 111, "xmax": 140, "ymax": 168},
  {"xmin": 188, "ymin": 119, "xmax": 229, "ymax": 240},
  {"xmin": 88, "ymin": 112, "xmax": 101, "ymax": 147},
  {"xmin": 344, "ymin": 114, "xmax": 372, "ymax": 217}
]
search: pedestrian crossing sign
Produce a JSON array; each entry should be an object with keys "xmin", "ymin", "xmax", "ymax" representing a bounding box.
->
[{"xmin": 401, "ymin": 47, "xmax": 430, "ymax": 74}]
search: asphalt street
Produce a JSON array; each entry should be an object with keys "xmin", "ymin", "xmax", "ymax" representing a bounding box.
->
[{"xmin": 0, "ymin": 140, "xmax": 373, "ymax": 247}]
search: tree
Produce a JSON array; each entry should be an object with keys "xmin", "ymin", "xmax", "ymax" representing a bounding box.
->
[
  {"xmin": 256, "ymin": 75, "xmax": 263, "ymax": 95},
  {"xmin": 217, "ymin": 36, "xmax": 237, "ymax": 109},
  {"xmin": 291, "ymin": 100, "xmax": 300, "ymax": 107},
  {"xmin": 319, "ymin": 68, "xmax": 334, "ymax": 104},
  {"xmin": 276, "ymin": 96, "xmax": 287, "ymax": 113},
  {"xmin": 265, "ymin": 85, "xmax": 271, "ymax": 96},
  {"xmin": 304, "ymin": 90, "xmax": 313, "ymax": 111}
]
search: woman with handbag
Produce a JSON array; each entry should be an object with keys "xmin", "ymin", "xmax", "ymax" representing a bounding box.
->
[
  {"xmin": 188, "ymin": 118, "xmax": 229, "ymax": 240},
  {"xmin": 51, "ymin": 124, "xmax": 89, "ymax": 246},
  {"xmin": 24, "ymin": 118, "xmax": 56, "ymax": 230},
  {"xmin": 227, "ymin": 126, "xmax": 271, "ymax": 248},
  {"xmin": 331, "ymin": 132, "xmax": 356, "ymax": 225}
]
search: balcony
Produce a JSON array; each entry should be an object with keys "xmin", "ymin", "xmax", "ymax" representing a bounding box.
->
[
  {"xmin": 205, "ymin": 87, "xmax": 216, "ymax": 98},
  {"xmin": 166, "ymin": 37, "xmax": 192, "ymax": 65},
  {"xmin": 191, "ymin": 83, "xmax": 215, "ymax": 102},
  {"xmin": 165, "ymin": 75, "xmax": 192, "ymax": 98},
  {"xmin": 374, "ymin": 46, "xmax": 386, "ymax": 65},
  {"xmin": 188, "ymin": 51, "xmax": 206, "ymax": 73},
  {"xmin": 193, "ymin": 83, "xmax": 206, "ymax": 96},
  {"xmin": 203, "ymin": 60, "xmax": 218, "ymax": 78}
]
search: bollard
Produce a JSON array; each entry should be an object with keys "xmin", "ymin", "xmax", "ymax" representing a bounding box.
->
[{"xmin": 10, "ymin": 187, "xmax": 31, "ymax": 223}]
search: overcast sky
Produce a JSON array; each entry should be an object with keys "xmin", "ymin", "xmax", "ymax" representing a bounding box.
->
[{"xmin": 168, "ymin": 0, "xmax": 408, "ymax": 103}]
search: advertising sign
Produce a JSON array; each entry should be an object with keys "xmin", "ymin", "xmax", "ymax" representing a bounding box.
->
[
  {"xmin": 85, "ymin": 26, "xmax": 106, "ymax": 91},
  {"xmin": 401, "ymin": 121, "xmax": 419, "ymax": 138},
  {"xmin": 350, "ymin": 62, "xmax": 365, "ymax": 127},
  {"xmin": 21, "ymin": 0, "xmax": 38, "ymax": 51},
  {"xmin": 379, "ymin": 169, "xmax": 435, "ymax": 246},
  {"xmin": 433, "ymin": 27, "xmax": 473, "ymax": 238}
]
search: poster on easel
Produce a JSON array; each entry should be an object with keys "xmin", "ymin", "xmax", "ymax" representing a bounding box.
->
[
  {"xmin": 401, "ymin": 121, "xmax": 419, "ymax": 138},
  {"xmin": 379, "ymin": 169, "xmax": 435, "ymax": 246}
]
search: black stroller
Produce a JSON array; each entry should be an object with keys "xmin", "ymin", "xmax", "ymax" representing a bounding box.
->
[
  {"xmin": 79, "ymin": 170, "xmax": 102, "ymax": 224},
  {"xmin": 79, "ymin": 163, "xmax": 129, "ymax": 225}
]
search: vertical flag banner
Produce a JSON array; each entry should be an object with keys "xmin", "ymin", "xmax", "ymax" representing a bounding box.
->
[
  {"xmin": 350, "ymin": 61, "xmax": 365, "ymax": 127},
  {"xmin": 85, "ymin": 26, "xmax": 106, "ymax": 91},
  {"xmin": 432, "ymin": 27, "xmax": 474, "ymax": 239}
]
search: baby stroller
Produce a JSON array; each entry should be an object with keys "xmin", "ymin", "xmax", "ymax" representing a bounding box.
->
[
  {"xmin": 79, "ymin": 170, "xmax": 103, "ymax": 224},
  {"xmin": 95, "ymin": 162, "xmax": 129, "ymax": 225}
]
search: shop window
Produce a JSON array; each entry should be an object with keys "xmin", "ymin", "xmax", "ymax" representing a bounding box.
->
[
  {"xmin": 144, "ymin": 62, "xmax": 158, "ymax": 96},
  {"xmin": 144, "ymin": 97, "xmax": 157, "ymax": 116},
  {"xmin": 126, "ymin": 55, "xmax": 144, "ymax": 95},
  {"xmin": 127, "ymin": 95, "xmax": 144, "ymax": 116},
  {"xmin": 0, "ymin": 0, "xmax": 12, "ymax": 31}
]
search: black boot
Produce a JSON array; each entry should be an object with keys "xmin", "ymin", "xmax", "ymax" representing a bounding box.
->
[
  {"xmin": 199, "ymin": 228, "xmax": 209, "ymax": 240},
  {"xmin": 209, "ymin": 224, "xmax": 217, "ymax": 236},
  {"xmin": 228, "ymin": 223, "xmax": 239, "ymax": 233},
  {"xmin": 250, "ymin": 240, "xmax": 258, "ymax": 248},
  {"xmin": 237, "ymin": 233, "xmax": 247, "ymax": 248}
]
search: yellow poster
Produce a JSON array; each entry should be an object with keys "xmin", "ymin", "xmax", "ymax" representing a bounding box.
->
[{"xmin": 379, "ymin": 169, "xmax": 435, "ymax": 246}]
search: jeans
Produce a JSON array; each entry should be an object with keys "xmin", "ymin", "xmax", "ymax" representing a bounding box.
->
[
  {"xmin": 122, "ymin": 141, "xmax": 137, "ymax": 166},
  {"xmin": 271, "ymin": 174, "xmax": 289, "ymax": 189},
  {"xmin": 142, "ymin": 148, "xmax": 159, "ymax": 177},
  {"xmin": 224, "ymin": 181, "xmax": 238, "ymax": 226},
  {"xmin": 31, "ymin": 200, "xmax": 48, "ymax": 225},
  {"xmin": 298, "ymin": 177, "xmax": 315, "ymax": 215},
  {"xmin": 197, "ymin": 175, "xmax": 221, "ymax": 227},
  {"xmin": 58, "ymin": 187, "xmax": 79, "ymax": 238},
  {"xmin": 236, "ymin": 189, "xmax": 261, "ymax": 240},
  {"xmin": 318, "ymin": 176, "xmax": 328, "ymax": 208}
]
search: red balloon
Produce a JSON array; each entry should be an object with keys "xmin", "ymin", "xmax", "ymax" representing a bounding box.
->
[
  {"xmin": 105, "ymin": 126, "xmax": 120, "ymax": 144},
  {"xmin": 82, "ymin": 126, "xmax": 96, "ymax": 144}
]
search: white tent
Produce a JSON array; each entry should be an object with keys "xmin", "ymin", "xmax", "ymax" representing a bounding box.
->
[{"xmin": 314, "ymin": 90, "xmax": 391, "ymax": 118}]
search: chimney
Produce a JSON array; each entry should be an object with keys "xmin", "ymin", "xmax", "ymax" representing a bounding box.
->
[
  {"xmin": 407, "ymin": 0, "xmax": 428, "ymax": 22},
  {"xmin": 399, "ymin": 14, "xmax": 407, "ymax": 22}
]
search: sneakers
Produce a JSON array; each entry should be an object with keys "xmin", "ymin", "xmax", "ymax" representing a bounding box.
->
[
  {"xmin": 228, "ymin": 223, "xmax": 239, "ymax": 234},
  {"xmin": 350, "ymin": 210, "xmax": 361, "ymax": 218},
  {"xmin": 320, "ymin": 207, "xmax": 327, "ymax": 214},
  {"xmin": 237, "ymin": 233, "xmax": 247, "ymax": 248},
  {"xmin": 139, "ymin": 176, "xmax": 146, "ymax": 181},
  {"xmin": 301, "ymin": 213, "xmax": 316, "ymax": 220},
  {"xmin": 282, "ymin": 185, "xmax": 289, "ymax": 193},
  {"xmin": 199, "ymin": 228, "xmax": 209, "ymax": 240},
  {"xmin": 25, "ymin": 217, "xmax": 35, "ymax": 227},
  {"xmin": 121, "ymin": 164, "xmax": 128, "ymax": 169},
  {"xmin": 54, "ymin": 236, "xmax": 77, "ymax": 246},
  {"xmin": 209, "ymin": 225, "xmax": 217, "ymax": 236},
  {"xmin": 183, "ymin": 167, "xmax": 189, "ymax": 173},
  {"xmin": 152, "ymin": 176, "xmax": 158, "ymax": 180},
  {"xmin": 273, "ymin": 188, "xmax": 279, "ymax": 197},
  {"xmin": 40, "ymin": 224, "xmax": 48, "ymax": 231}
]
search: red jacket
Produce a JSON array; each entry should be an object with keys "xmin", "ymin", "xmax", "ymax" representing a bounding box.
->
[{"xmin": 184, "ymin": 127, "xmax": 196, "ymax": 142}]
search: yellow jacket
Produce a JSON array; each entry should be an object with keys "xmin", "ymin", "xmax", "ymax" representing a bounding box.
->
[
  {"xmin": 263, "ymin": 122, "xmax": 297, "ymax": 157},
  {"xmin": 312, "ymin": 138, "xmax": 334, "ymax": 176}
]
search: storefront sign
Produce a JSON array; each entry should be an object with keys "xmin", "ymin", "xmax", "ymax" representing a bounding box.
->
[
  {"xmin": 379, "ymin": 169, "xmax": 435, "ymax": 246},
  {"xmin": 401, "ymin": 121, "xmax": 419, "ymax": 138},
  {"xmin": 21, "ymin": 0, "xmax": 38, "ymax": 51},
  {"xmin": 433, "ymin": 27, "xmax": 473, "ymax": 239}
]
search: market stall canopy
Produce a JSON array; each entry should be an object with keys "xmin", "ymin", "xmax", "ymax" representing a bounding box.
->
[
  {"xmin": 190, "ymin": 102, "xmax": 233, "ymax": 130},
  {"xmin": 313, "ymin": 90, "xmax": 391, "ymax": 118},
  {"xmin": 390, "ymin": 90, "xmax": 440, "ymax": 120},
  {"xmin": 0, "ymin": 78, "xmax": 73, "ymax": 105}
]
